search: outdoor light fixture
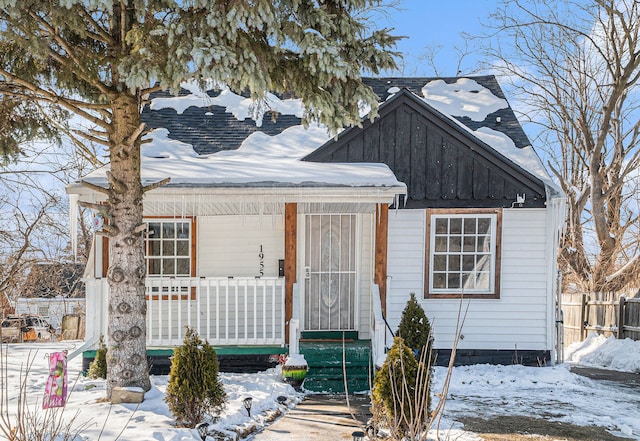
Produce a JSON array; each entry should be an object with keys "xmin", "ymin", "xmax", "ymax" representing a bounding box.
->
[
  {"xmin": 195, "ymin": 422, "xmax": 209, "ymax": 441},
  {"xmin": 276, "ymin": 395, "xmax": 287, "ymax": 405},
  {"xmin": 352, "ymin": 430, "xmax": 365, "ymax": 441},
  {"xmin": 243, "ymin": 397, "xmax": 253, "ymax": 417}
]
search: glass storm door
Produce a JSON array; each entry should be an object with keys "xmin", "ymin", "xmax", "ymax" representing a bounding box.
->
[{"xmin": 304, "ymin": 214, "xmax": 357, "ymax": 331}]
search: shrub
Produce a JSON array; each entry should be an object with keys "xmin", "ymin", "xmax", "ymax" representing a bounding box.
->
[
  {"xmin": 165, "ymin": 327, "xmax": 226, "ymax": 428},
  {"xmin": 372, "ymin": 336, "xmax": 429, "ymax": 439},
  {"xmin": 87, "ymin": 335, "xmax": 107, "ymax": 379},
  {"xmin": 396, "ymin": 292, "xmax": 434, "ymax": 361}
]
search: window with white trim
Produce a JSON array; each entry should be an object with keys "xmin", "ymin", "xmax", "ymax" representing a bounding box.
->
[
  {"xmin": 145, "ymin": 220, "xmax": 192, "ymax": 277},
  {"xmin": 425, "ymin": 209, "xmax": 501, "ymax": 298}
]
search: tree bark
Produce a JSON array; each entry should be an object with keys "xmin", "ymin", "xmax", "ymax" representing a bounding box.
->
[{"xmin": 105, "ymin": 92, "xmax": 150, "ymax": 398}]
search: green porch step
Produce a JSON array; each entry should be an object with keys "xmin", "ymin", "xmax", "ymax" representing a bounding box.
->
[{"xmin": 300, "ymin": 340, "xmax": 372, "ymax": 393}]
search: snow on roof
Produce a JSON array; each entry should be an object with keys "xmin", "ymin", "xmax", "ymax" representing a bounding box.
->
[
  {"xmin": 84, "ymin": 125, "xmax": 405, "ymax": 189},
  {"xmin": 149, "ymin": 79, "xmax": 304, "ymax": 127},
  {"xmin": 384, "ymin": 78, "xmax": 559, "ymax": 195},
  {"xmin": 84, "ymin": 77, "xmax": 559, "ymax": 197},
  {"xmin": 421, "ymin": 78, "xmax": 508, "ymax": 122}
]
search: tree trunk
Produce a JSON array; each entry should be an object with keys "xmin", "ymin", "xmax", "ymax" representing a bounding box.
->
[{"xmin": 105, "ymin": 93, "xmax": 150, "ymax": 398}]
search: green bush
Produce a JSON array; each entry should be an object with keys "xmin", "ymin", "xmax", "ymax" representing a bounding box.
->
[
  {"xmin": 396, "ymin": 292, "xmax": 434, "ymax": 361},
  {"xmin": 372, "ymin": 337, "xmax": 428, "ymax": 438},
  {"xmin": 87, "ymin": 335, "xmax": 107, "ymax": 379},
  {"xmin": 165, "ymin": 327, "xmax": 226, "ymax": 427}
]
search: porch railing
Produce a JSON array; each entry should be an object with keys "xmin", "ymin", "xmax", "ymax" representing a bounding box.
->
[
  {"xmin": 85, "ymin": 277, "xmax": 286, "ymax": 347},
  {"xmin": 371, "ymin": 282, "xmax": 387, "ymax": 368}
]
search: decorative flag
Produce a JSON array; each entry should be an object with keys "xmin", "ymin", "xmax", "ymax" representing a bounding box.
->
[{"xmin": 43, "ymin": 351, "xmax": 67, "ymax": 409}]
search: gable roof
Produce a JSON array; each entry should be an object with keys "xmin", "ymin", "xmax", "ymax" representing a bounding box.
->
[
  {"xmin": 72, "ymin": 76, "xmax": 560, "ymax": 205},
  {"xmin": 303, "ymin": 87, "xmax": 549, "ymax": 208},
  {"xmin": 140, "ymin": 76, "xmax": 532, "ymax": 155}
]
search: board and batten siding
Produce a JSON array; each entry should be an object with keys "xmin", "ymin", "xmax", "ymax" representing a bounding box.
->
[
  {"xmin": 197, "ymin": 215, "xmax": 284, "ymax": 278},
  {"xmin": 386, "ymin": 208, "xmax": 550, "ymax": 351}
]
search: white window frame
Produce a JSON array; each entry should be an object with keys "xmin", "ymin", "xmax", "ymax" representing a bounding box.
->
[
  {"xmin": 144, "ymin": 218, "xmax": 193, "ymax": 278},
  {"xmin": 425, "ymin": 209, "xmax": 502, "ymax": 299}
]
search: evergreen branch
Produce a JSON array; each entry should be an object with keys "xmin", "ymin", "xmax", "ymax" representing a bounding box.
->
[
  {"xmin": 124, "ymin": 123, "xmax": 146, "ymax": 149},
  {"xmin": 105, "ymin": 171, "xmax": 127, "ymax": 194},
  {"xmin": 72, "ymin": 129, "xmax": 111, "ymax": 148},
  {"xmin": 26, "ymin": 10, "xmax": 111, "ymax": 97},
  {"xmin": 79, "ymin": 181, "xmax": 109, "ymax": 196},
  {"xmin": 142, "ymin": 177, "xmax": 170, "ymax": 194},
  {"xmin": 76, "ymin": 6, "xmax": 115, "ymax": 45},
  {"xmin": 141, "ymin": 84, "xmax": 164, "ymax": 97},
  {"xmin": 0, "ymin": 72, "xmax": 110, "ymax": 129},
  {"xmin": 0, "ymin": 81, "xmax": 110, "ymax": 113},
  {"xmin": 78, "ymin": 200, "xmax": 108, "ymax": 211}
]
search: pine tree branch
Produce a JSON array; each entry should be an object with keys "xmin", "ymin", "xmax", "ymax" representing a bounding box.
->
[
  {"xmin": 142, "ymin": 178, "xmax": 170, "ymax": 194},
  {"xmin": 72, "ymin": 129, "xmax": 111, "ymax": 148},
  {"xmin": 27, "ymin": 10, "xmax": 111, "ymax": 97},
  {"xmin": 0, "ymin": 74, "xmax": 110, "ymax": 129},
  {"xmin": 123, "ymin": 123, "xmax": 146, "ymax": 149},
  {"xmin": 105, "ymin": 171, "xmax": 129, "ymax": 194},
  {"xmin": 76, "ymin": 5, "xmax": 115, "ymax": 45},
  {"xmin": 79, "ymin": 181, "xmax": 109, "ymax": 196},
  {"xmin": 78, "ymin": 200, "xmax": 108, "ymax": 211}
]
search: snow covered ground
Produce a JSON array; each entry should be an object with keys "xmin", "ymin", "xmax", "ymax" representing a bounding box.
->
[{"xmin": 0, "ymin": 334, "xmax": 639, "ymax": 440}]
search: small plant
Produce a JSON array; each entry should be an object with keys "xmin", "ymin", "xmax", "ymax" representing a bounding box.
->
[
  {"xmin": 371, "ymin": 336, "xmax": 427, "ymax": 439},
  {"xmin": 370, "ymin": 295, "xmax": 468, "ymax": 440},
  {"xmin": 87, "ymin": 335, "xmax": 107, "ymax": 379},
  {"xmin": 396, "ymin": 292, "xmax": 434, "ymax": 361},
  {"xmin": 165, "ymin": 327, "xmax": 226, "ymax": 428}
]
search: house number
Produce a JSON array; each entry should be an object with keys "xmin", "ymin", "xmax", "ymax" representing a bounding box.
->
[{"xmin": 259, "ymin": 245, "xmax": 264, "ymax": 276}]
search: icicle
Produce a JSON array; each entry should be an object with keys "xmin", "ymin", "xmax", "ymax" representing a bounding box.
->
[{"xmin": 68, "ymin": 193, "xmax": 79, "ymax": 262}]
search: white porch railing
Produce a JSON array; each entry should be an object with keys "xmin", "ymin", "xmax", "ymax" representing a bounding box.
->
[
  {"xmin": 84, "ymin": 277, "xmax": 285, "ymax": 347},
  {"xmin": 371, "ymin": 282, "xmax": 387, "ymax": 368}
]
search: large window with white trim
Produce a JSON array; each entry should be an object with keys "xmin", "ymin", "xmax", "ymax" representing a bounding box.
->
[
  {"xmin": 425, "ymin": 209, "xmax": 501, "ymax": 298},
  {"xmin": 145, "ymin": 219, "xmax": 192, "ymax": 277}
]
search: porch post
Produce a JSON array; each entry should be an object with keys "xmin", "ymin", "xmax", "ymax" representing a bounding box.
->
[
  {"xmin": 375, "ymin": 204, "xmax": 389, "ymax": 317},
  {"xmin": 284, "ymin": 203, "xmax": 297, "ymax": 344}
]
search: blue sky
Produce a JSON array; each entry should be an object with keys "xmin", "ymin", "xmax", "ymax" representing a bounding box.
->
[{"xmin": 377, "ymin": 0, "xmax": 501, "ymax": 76}]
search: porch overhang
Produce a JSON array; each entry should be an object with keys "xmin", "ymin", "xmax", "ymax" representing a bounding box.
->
[{"xmin": 66, "ymin": 181, "xmax": 407, "ymax": 216}]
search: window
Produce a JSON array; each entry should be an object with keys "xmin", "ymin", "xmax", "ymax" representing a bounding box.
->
[
  {"xmin": 145, "ymin": 219, "xmax": 192, "ymax": 277},
  {"xmin": 425, "ymin": 209, "xmax": 501, "ymax": 298}
]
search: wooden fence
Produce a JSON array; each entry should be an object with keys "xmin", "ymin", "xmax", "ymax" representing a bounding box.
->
[{"xmin": 562, "ymin": 291, "xmax": 640, "ymax": 346}]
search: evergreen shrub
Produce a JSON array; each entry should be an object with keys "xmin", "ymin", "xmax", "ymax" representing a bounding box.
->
[
  {"xmin": 396, "ymin": 292, "xmax": 434, "ymax": 361},
  {"xmin": 165, "ymin": 327, "xmax": 226, "ymax": 427},
  {"xmin": 87, "ymin": 335, "xmax": 107, "ymax": 379},
  {"xmin": 371, "ymin": 337, "xmax": 424, "ymax": 438}
]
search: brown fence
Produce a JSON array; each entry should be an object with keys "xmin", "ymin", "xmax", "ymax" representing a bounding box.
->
[{"xmin": 561, "ymin": 291, "xmax": 640, "ymax": 346}]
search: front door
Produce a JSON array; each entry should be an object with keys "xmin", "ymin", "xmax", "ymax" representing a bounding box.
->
[{"xmin": 303, "ymin": 214, "xmax": 357, "ymax": 331}]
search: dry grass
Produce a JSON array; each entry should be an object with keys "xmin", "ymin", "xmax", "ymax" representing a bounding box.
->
[{"xmin": 458, "ymin": 415, "xmax": 634, "ymax": 441}]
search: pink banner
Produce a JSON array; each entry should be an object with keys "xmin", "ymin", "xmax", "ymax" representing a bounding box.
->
[{"xmin": 43, "ymin": 351, "xmax": 67, "ymax": 409}]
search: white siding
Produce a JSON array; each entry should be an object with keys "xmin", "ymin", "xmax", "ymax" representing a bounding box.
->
[
  {"xmin": 387, "ymin": 208, "xmax": 551, "ymax": 351},
  {"xmin": 197, "ymin": 215, "xmax": 284, "ymax": 278}
]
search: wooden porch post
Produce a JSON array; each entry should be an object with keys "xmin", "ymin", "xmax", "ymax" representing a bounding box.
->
[
  {"xmin": 284, "ymin": 203, "xmax": 297, "ymax": 344},
  {"xmin": 375, "ymin": 204, "xmax": 389, "ymax": 317}
]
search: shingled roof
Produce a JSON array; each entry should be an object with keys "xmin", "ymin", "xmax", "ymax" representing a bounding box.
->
[{"xmin": 141, "ymin": 76, "xmax": 532, "ymax": 156}]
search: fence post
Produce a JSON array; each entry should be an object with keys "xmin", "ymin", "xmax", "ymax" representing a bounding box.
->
[
  {"xmin": 617, "ymin": 295, "xmax": 626, "ymax": 339},
  {"xmin": 580, "ymin": 293, "xmax": 587, "ymax": 340}
]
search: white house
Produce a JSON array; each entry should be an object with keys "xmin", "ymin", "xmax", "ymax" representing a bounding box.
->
[{"xmin": 67, "ymin": 76, "xmax": 565, "ymax": 392}]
